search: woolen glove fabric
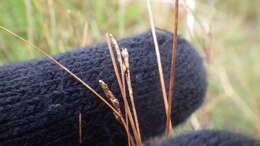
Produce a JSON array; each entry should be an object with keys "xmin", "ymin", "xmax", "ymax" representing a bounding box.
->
[
  {"xmin": 0, "ymin": 29, "xmax": 207, "ymax": 146},
  {"xmin": 157, "ymin": 130, "xmax": 260, "ymax": 146}
]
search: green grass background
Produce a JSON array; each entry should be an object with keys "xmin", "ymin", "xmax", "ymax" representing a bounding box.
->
[{"xmin": 0, "ymin": 0, "xmax": 259, "ymax": 140}]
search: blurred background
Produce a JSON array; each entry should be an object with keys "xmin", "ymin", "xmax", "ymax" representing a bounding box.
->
[{"xmin": 0, "ymin": 0, "xmax": 259, "ymax": 139}]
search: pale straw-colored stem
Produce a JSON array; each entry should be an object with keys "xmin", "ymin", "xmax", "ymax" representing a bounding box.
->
[
  {"xmin": 146, "ymin": 0, "xmax": 172, "ymax": 135},
  {"xmin": 0, "ymin": 26, "xmax": 121, "ymax": 118}
]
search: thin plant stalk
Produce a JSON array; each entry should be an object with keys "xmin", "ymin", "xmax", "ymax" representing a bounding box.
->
[
  {"xmin": 106, "ymin": 33, "xmax": 129, "ymax": 130},
  {"xmin": 146, "ymin": 0, "xmax": 172, "ymax": 136},
  {"xmin": 122, "ymin": 48, "xmax": 142, "ymax": 142},
  {"xmin": 106, "ymin": 34, "xmax": 142, "ymax": 145},
  {"xmin": 113, "ymin": 41, "xmax": 142, "ymax": 146},
  {"xmin": 167, "ymin": 0, "xmax": 180, "ymax": 135},
  {"xmin": 24, "ymin": 0, "xmax": 34, "ymax": 43},
  {"xmin": 47, "ymin": 0, "xmax": 57, "ymax": 51},
  {"xmin": 111, "ymin": 34, "xmax": 128, "ymax": 131},
  {"xmin": 81, "ymin": 21, "xmax": 89, "ymax": 46},
  {"xmin": 105, "ymin": 33, "xmax": 124, "ymax": 94},
  {"xmin": 24, "ymin": 0, "xmax": 34, "ymax": 58},
  {"xmin": 78, "ymin": 112, "xmax": 83, "ymax": 144},
  {"xmin": 0, "ymin": 26, "xmax": 121, "ymax": 119}
]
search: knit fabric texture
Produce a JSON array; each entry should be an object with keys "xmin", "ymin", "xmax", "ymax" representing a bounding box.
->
[
  {"xmin": 157, "ymin": 130, "xmax": 260, "ymax": 146},
  {"xmin": 0, "ymin": 29, "xmax": 207, "ymax": 146}
]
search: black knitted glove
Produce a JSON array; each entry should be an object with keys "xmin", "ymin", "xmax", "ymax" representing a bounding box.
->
[
  {"xmin": 157, "ymin": 130, "xmax": 260, "ymax": 146},
  {"xmin": 0, "ymin": 29, "xmax": 207, "ymax": 146}
]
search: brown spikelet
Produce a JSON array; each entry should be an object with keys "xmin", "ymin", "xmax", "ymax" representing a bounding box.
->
[
  {"xmin": 106, "ymin": 34, "xmax": 142, "ymax": 145},
  {"xmin": 99, "ymin": 80, "xmax": 122, "ymax": 122},
  {"xmin": 99, "ymin": 80, "xmax": 135, "ymax": 146}
]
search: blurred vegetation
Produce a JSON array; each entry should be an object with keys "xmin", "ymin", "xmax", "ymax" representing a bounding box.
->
[{"xmin": 0, "ymin": 0, "xmax": 259, "ymax": 140}]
